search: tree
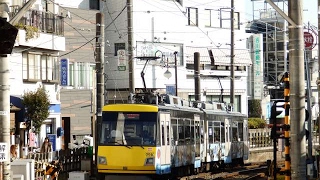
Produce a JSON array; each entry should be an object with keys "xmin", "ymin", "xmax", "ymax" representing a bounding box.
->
[
  {"xmin": 22, "ymin": 87, "xmax": 50, "ymax": 134},
  {"xmin": 248, "ymin": 99, "xmax": 262, "ymax": 118}
]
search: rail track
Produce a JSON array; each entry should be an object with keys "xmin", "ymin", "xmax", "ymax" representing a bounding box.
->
[{"xmin": 179, "ymin": 162, "xmax": 268, "ymax": 180}]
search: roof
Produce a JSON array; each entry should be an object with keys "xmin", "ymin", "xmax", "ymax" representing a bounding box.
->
[{"xmin": 185, "ymin": 46, "xmax": 252, "ymax": 66}]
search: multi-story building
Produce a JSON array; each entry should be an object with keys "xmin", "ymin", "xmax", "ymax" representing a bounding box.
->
[
  {"xmin": 55, "ymin": 0, "xmax": 99, "ymax": 148},
  {"xmin": 103, "ymin": 0, "xmax": 252, "ymax": 114},
  {"xmin": 9, "ymin": 0, "xmax": 65, "ymax": 151},
  {"xmin": 246, "ymin": 0, "xmax": 319, "ymax": 121}
]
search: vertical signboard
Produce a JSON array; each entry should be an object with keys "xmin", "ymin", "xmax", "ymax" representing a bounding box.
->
[
  {"xmin": 60, "ymin": 59, "xmax": 68, "ymax": 86},
  {"xmin": 117, "ymin": 49, "xmax": 126, "ymax": 71},
  {"xmin": 252, "ymin": 34, "xmax": 263, "ymax": 100},
  {"xmin": 28, "ymin": 132, "xmax": 36, "ymax": 147},
  {"xmin": 0, "ymin": 143, "xmax": 8, "ymax": 162},
  {"xmin": 48, "ymin": 134, "xmax": 56, "ymax": 151}
]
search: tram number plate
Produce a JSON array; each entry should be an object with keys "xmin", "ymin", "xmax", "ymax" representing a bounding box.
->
[{"xmin": 145, "ymin": 152, "xmax": 154, "ymax": 157}]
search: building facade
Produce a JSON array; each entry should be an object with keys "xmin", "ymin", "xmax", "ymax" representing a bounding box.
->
[
  {"xmin": 9, "ymin": 0, "xmax": 65, "ymax": 151},
  {"xmin": 103, "ymin": 0, "xmax": 252, "ymax": 114},
  {"xmin": 56, "ymin": 0, "xmax": 99, "ymax": 148}
]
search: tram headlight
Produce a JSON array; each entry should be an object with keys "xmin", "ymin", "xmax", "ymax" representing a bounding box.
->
[
  {"xmin": 144, "ymin": 158, "xmax": 154, "ymax": 166},
  {"xmin": 98, "ymin": 156, "xmax": 107, "ymax": 165}
]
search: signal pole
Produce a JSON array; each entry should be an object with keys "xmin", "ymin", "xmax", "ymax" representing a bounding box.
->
[{"xmin": 288, "ymin": 0, "xmax": 306, "ymax": 179}]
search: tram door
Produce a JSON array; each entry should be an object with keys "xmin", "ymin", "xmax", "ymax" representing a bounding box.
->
[
  {"xmin": 160, "ymin": 113, "xmax": 171, "ymax": 166},
  {"xmin": 224, "ymin": 118, "xmax": 232, "ymax": 163}
]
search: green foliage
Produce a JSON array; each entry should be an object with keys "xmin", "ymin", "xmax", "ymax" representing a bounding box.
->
[
  {"xmin": 248, "ymin": 99, "xmax": 262, "ymax": 118},
  {"xmin": 248, "ymin": 118, "xmax": 266, "ymax": 129},
  {"xmin": 22, "ymin": 87, "xmax": 50, "ymax": 134},
  {"xmin": 14, "ymin": 23, "xmax": 39, "ymax": 41}
]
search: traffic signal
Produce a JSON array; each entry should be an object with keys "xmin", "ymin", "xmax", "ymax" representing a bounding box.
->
[
  {"xmin": 305, "ymin": 109, "xmax": 310, "ymax": 141},
  {"xmin": 270, "ymin": 102, "xmax": 285, "ymax": 139},
  {"xmin": 0, "ymin": 18, "xmax": 18, "ymax": 55}
]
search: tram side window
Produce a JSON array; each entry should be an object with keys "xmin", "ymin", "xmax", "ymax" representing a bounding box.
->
[
  {"xmin": 178, "ymin": 120, "xmax": 185, "ymax": 145},
  {"xmin": 171, "ymin": 119, "xmax": 178, "ymax": 145},
  {"xmin": 213, "ymin": 122, "xmax": 220, "ymax": 142},
  {"xmin": 201, "ymin": 120, "xmax": 204, "ymax": 143},
  {"xmin": 195, "ymin": 121, "xmax": 200, "ymax": 143},
  {"xmin": 238, "ymin": 122, "xmax": 244, "ymax": 141},
  {"xmin": 191, "ymin": 120, "xmax": 195, "ymax": 144},
  {"xmin": 221, "ymin": 122, "xmax": 225, "ymax": 142},
  {"xmin": 166, "ymin": 121, "xmax": 170, "ymax": 145},
  {"xmin": 232, "ymin": 122, "xmax": 238, "ymax": 142},
  {"xmin": 161, "ymin": 121, "xmax": 165, "ymax": 146},
  {"xmin": 185, "ymin": 119, "xmax": 191, "ymax": 144},
  {"xmin": 208, "ymin": 121, "xmax": 213, "ymax": 144}
]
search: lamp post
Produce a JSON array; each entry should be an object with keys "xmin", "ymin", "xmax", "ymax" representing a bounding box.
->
[{"xmin": 163, "ymin": 51, "xmax": 178, "ymax": 96}]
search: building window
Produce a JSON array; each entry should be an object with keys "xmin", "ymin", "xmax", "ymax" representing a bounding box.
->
[
  {"xmin": 89, "ymin": 0, "xmax": 100, "ymax": 10},
  {"xmin": 23, "ymin": 53, "xmax": 58, "ymax": 82},
  {"xmin": 204, "ymin": 9, "xmax": 220, "ymax": 28},
  {"xmin": 220, "ymin": 9, "xmax": 240, "ymax": 30},
  {"xmin": 114, "ymin": 43, "xmax": 125, "ymax": 56},
  {"xmin": 187, "ymin": 7, "xmax": 198, "ymax": 26},
  {"xmin": 67, "ymin": 62, "xmax": 95, "ymax": 89}
]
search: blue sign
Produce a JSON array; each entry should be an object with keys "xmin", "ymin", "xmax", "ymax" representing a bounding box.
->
[
  {"xmin": 166, "ymin": 85, "xmax": 176, "ymax": 95},
  {"xmin": 60, "ymin": 59, "xmax": 68, "ymax": 86},
  {"xmin": 49, "ymin": 104, "xmax": 61, "ymax": 113},
  {"xmin": 47, "ymin": 134, "xmax": 56, "ymax": 151}
]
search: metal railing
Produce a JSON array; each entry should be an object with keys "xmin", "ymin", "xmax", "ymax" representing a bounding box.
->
[{"xmin": 9, "ymin": 9, "xmax": 64, "ymax": 36}]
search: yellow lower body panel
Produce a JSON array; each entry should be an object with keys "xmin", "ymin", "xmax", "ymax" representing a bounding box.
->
[{"xmin": 99, "ymin": 169, "xmax": 156, "ymax": 174}]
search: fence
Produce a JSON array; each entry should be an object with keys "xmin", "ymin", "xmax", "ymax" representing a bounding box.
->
[
  {"xmin": 27, "ymin": 147, "xmax": 91, "ymax": 180},
  {"xmin": 249, "ymin": 128, "xmax": 272, "ymax": 148}
]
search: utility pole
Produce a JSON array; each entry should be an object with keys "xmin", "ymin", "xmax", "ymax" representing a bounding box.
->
[
  {"xmin": 318, "ymin": 0, "xmax": 320, "ymax": 177},
  {"xmin": 0, "ymin": 0, "xmax": 15, "ymax": 180},
  {"xmin": 174, "ymin": 51, "xmax": 178, "ymax": 96},
  {"xmin": 0, "ymin": 0, "xmax": 13, "ymax": 179},
  {"xmin": 127, "ymin": 0, "xmax": 134, "ymax": 94},
  {"xmin": 95, "ymin": 12, "xmax": 104, "ymax": 169},
  {"xmin": 230, "ymin": 0, "xmax": 235, "ymax": 110},
  {"xmin": 288, "ymin": 0, "xmax": 306, "ymax": 179}
]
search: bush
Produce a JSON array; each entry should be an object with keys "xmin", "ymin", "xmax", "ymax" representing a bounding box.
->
[{"xmin": 248, "ymin": 118, "xmax": 266, "ymax": 129}]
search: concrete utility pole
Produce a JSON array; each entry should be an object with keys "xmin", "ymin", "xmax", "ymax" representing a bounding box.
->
[
  {"xmin": 194, "ymin": 52, "xmax": 201, "ymax": 101},
  {"xmin": 95, "ymin": 12, "xmax": 104, "ymax": 166},
  {"xmin": 288, "ymin": 0, "xmax": 306, "ymax": 179},
  {"xmin": 0, "ymin": 0, "xmax": 11, "ymax": 179},
  {"xmin": 318, "ymin": 0, "xmax": 320, "ymax": 169},
  {"xmin": 230, "ymin": 0, "xmax": 235, "ymax": 110},
  {"xmin": 127, "ymin": 0, "xmax": 134, "ymax": 94}
]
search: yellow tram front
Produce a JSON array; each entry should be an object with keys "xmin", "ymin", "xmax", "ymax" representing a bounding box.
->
[{"xmin": 97, "ymin": 104, "xmax": 159, "ymax": 177}]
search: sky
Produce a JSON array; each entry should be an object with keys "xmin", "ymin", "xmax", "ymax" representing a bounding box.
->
[{"xmin": 245, "ymin": 0, "xmax": 318, "ymax": 26}]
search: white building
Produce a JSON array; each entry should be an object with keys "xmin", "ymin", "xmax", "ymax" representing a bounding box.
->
[
  {"xmin": 9, "ymin": 0, "xmax": 65, "ymax": 151},
  {"xmin": 103, "ymin": 0, "xmax": 252, "ymax": 114}
]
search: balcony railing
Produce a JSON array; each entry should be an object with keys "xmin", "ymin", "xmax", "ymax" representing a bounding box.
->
[{"xmin": 9, "ymin": 9, "xmax": 64, "ymax": 36}]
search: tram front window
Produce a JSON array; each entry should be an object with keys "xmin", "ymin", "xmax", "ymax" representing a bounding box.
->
[{"xmin": 100, "ymin": 112, "xmax": 157, "ymax": 146}]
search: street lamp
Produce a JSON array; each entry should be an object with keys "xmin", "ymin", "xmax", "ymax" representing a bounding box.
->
[{"xmin": 163, "ymin": 51, "xmax": 178, "ymax": 96}]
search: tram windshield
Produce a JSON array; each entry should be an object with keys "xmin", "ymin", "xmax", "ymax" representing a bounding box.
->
[{"xmin": 99, "ymin": 112, "xmax": 157, "ymax": 146}]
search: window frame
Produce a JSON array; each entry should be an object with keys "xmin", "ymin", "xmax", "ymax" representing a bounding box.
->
[
  {"xmin": 22, "ymin": 52, "xmax": 59, "ymax": 83},
  {"xmin": 187, "ymin": 7, "xmax": 198, "ymax": 26}
]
